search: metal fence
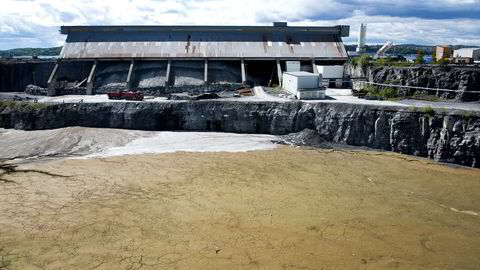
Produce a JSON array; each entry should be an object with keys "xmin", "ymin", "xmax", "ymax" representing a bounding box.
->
[{"xmin": 358, "ymin": 81, "xmax": 480, "ymax": 94}]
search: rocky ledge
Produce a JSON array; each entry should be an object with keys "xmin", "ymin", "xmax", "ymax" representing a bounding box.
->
[
  {"xmin": 0, "ymin": 100, "xmax": 479, "ymax": 167},
  {"xmin": 368, "ymin": 66, "xmax": 480, "ymax": 101}
]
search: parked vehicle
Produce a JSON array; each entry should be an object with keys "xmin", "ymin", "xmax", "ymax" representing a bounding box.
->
[{"xmin": 107, "ymin": 91, "xmax": 144, "ymax": 101}]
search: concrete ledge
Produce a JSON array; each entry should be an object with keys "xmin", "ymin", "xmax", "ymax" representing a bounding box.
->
[{"xmin": 297, "ymin": 88, "xmax": 326, "ymax": 100}]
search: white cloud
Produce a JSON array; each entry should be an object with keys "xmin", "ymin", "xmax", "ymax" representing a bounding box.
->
[
  {"xmin": 0, "ymin": 0, "xmax": 479, "ymax": 49},
  {"xmin": 319, "ymin": 15, "xmax": 480, "ymax": 46}
]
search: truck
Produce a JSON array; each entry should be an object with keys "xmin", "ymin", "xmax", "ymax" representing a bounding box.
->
[{"xmin": 107, "ymin": 91, "xmax": 144, "ymax": 101}]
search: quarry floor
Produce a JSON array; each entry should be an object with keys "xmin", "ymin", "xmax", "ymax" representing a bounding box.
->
[
  {"xmin": 0, "ymin": 128, "xmax": 479, "ymax": 269},
  {"xmin": 1, "ymin": 87, "xmax": 480, "ymax": 112}
]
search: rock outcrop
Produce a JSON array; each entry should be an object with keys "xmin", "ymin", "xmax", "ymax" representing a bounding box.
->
[
  {"xmin": 368, "ymin": 66, "xmax": 480, "ymax": 101},
  {"xmin": 0, "ymin": 100, "xmax": 479, "ymax": 167},
  {"xmin": 25, "ymin": 84, "xmax": 47, "ymax": 96}
]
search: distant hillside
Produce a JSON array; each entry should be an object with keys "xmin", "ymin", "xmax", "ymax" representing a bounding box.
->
[
  {"xmin": 345, "ymin": 44, "xmax": 479, "ymax": 55},
  {"xmin": 0, "ymin": 47, "xmax": 62, "ymax": 58},
  {"xmin": 1, "ymin": 44, "xmax": 479, "ymax": 58}
]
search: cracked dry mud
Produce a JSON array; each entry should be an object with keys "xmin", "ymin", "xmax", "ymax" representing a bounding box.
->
[{"xmin": 0, "ymin": 147, "xmax": 479, "ymax": 269}]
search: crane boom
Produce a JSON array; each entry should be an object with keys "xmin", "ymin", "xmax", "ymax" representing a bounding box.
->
[{"xmin": 375, "ymin": 41, "xmax": 393, "ymax": 59}]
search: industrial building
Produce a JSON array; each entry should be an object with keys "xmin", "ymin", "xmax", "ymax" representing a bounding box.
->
[
  {"xmin": 47, "ymin": 22, "xmax": 350, "ymax": 96},
  {"xmin": 356, "ymin": 24, "xmax": 367, "ymax": 54},
  {"xmin": 453, "ymin": 48, "xmax": 480, "ymax": 64}
]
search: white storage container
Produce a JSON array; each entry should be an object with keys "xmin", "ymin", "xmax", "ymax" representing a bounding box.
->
[
  {"xmin": 282, "ymin": 72, "xmax": 320, "ymax": 92},
  {"xmin": 282, "ymin": 72, "xmax": 325, "ymax": 100}
]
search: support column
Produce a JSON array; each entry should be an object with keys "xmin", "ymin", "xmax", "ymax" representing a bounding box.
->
[
  {"xmin": 126, "ymin": 59, "xmax": 135, "ymax": 90},
  {"xmin": 165, "ymin": 59, "xmax": 172, "ymax": 88},
  {"xmin": 204, "ymin": 59, "xmax": 208, "ymax": 83},
  {"xmin": 47, "ymin": 63, "xmax": 59, "ymax": 96},
  {"xmin": 86, "ymin": 60, "xmax": 98, "ymax": 95},
  {"xmin": 241, "ymin": 59, "xmax": 246, "ymax": 85},
  {"xmin": 335, "ymin": 79, "xmax": 343, "ymax": 88},
  {"xmin": 276, "ymin": 59, "xmax": 283, "ymax": 86},
  {"xmin": 311, "ymin": 59, "xmax": 318, "ymax": 74}
]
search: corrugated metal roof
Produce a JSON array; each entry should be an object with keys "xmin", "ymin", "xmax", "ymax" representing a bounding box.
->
[
  {"xmin": 59, "ymin": 25, "xmax": 349, "ymax": 60},
  {"xmin": 61, "ymin": 25, "xmax": 350, "ymax": 37}
]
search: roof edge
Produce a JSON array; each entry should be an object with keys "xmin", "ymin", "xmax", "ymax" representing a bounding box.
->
[{"xmin": 60, "ymin": 25, "xmax": 350, "ymax": 37}]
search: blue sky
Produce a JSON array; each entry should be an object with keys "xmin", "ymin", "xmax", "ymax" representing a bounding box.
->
[{"xmin": 0, "ymin": 0, "xmax": 479, "ymax": 50}]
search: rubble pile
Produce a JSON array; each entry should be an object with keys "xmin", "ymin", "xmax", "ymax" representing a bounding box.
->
[{"xmin": 25, "ymin": 84, "xmax": 47, "ymax": 96}]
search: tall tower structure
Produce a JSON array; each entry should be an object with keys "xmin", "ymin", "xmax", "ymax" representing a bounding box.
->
[{"xmin": 356, "ymin": 23, "xmax": 367, "ymax": 54}]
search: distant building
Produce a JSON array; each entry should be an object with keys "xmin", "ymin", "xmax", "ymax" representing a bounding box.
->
[
  {"xmin": 356, "ymin": 24, "xmax": 367, "ymax": 54},
  {"xmin": 453, "ymin": 48, "xmax": 480, "ymax": 64},
  {"xmin": 454, "ymin": 57, "xmax": 473, "ymax": 64},
  {"xmin": 12, "ymin": 56, "xmax": 34, "ymax": 60},
  {"xmin": 436, "ymin": 45, "xmax": 453, "ymax": 62}
]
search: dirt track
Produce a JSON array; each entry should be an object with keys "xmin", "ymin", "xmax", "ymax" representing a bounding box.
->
[{"xmin": 0, "ymin": 147, "xmax": 479, "ymax": 269}]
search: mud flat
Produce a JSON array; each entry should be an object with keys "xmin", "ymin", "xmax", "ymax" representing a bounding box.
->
[
  {"xmin": 0, "ymin": 127, "xmax": 277, "ymax": 159},
  {"xmin": 0, "ymin": 129, "xmax": 479, "ymax": 269}
]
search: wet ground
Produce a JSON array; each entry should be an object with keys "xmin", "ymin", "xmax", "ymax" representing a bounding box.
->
[{"xmin": 0, "ymin": 129, "xmax": 479, "ymax": 269}]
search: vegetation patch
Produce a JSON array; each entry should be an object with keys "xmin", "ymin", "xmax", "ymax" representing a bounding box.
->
[
  {"xmin": 350, "ymin": 54, "xmax": 372, "ymax": 68},
  {"xmin": 388, "ymin": 94, "xmax": 443, "ymax": 102},
  {"xmin": 462, "ymin": 110, "xmax": 477, "ymax": 120},
  {"xmin": 372, "ymin": 57, "xmax": 416, "ymax": 67},
  {"xmin": 350, "ymin": 55, "xmax": 417, "ymax": 68},
  {"xmin": 0, "ymin": 247, "xmax": 13, "ymax": 269},
  {"xmin": 358, "ymin": 85, "xmax": 399, "ymax": 99},
  {"xmin": 0, "ymin": 100, "xmax": 49, "ymax": 110},
  {"xmin": 410, "ymin": 95, "xmax": 442, "ymax": 102},
  {"xmin": 0, "ymin": 47, "xmax": 62, "ymax": 58},
  {"xmin": 422, "ymin": 106, "xmax": 436, "ymax": 116}
]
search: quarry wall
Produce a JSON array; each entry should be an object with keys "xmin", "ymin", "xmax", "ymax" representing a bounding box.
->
[
  {"xmin": 0, "ymin": 61, "xmax": 55, "ymax": 92},
  {"xmin": 0, "ymin": 60, "xmax": 92, "ymax": 92},
  {"xmin": 368, "ymin": 66, "xmax": 480, "ymax": 101},
  {"xmin": 0, "ymin": 100, "xmax": 478, "ymax": 168},
  {"xmin": 347, "ymin": 64, "xmax": 480, "ymax": 102}
]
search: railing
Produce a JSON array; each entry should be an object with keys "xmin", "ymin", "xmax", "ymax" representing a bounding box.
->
[{"xmin": 360, "ymin": 81, "xmax": 480, "ymax": 94}]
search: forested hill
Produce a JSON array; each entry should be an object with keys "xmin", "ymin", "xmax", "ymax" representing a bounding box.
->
[
  {"xmin": 1, "ymin": 45, "xmax": 479, "ymax": 58},
  {"xmin": 345, "ymin": 44, "xmax": 479, "ymax": 55},
  {"xmin": 0, "ymin": 47, "xmax": 62, "ymax": 58}
]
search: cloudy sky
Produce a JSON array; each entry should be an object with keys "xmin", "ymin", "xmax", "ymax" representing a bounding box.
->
[{"xmin": 1, "ymin": 0, "xmax": 479, "ymax": 49}]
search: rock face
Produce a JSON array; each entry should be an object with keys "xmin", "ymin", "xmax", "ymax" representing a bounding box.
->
[
  {"xmin": 25, "ymin": 84, "xmax": 47, "ymax": 96},
  {"xmin": 368, "ymin": 66, "xmax": 480, "ymax": 101},
  {"xmin": 277, "ymin": 129, "xmax": 327, "ymax": 148},
  {"xmin": 0, "ymin": 101, "xmax": 479, "ymax": 167}
]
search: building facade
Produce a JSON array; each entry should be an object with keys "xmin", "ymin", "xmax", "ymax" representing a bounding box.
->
[
  {"xmin": 48, "ymin": 23, "xmax": 350, "ymax": 96},
  {"xmin": 436, "ymin": 46, "xmax": 453, "ymax": 62},
  {"xmin": 453, "ymin": 48, "xmax": 480, "ymax": 64}
]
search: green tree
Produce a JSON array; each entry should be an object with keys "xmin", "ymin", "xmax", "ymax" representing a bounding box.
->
[
  {"xmin": 431, "ymin": 52, "xmax": 437, "ymax": 64},
  {"xmin": 415, "ymin": 50, "xmax": 425, "ymax": 64},
  {"xmin": 358, "ymin": 54, "xmax": 372, "ymax": 67},
  {"xmin": 437, "ymin": 57, "xmax": 449, "ymax": 66}
]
